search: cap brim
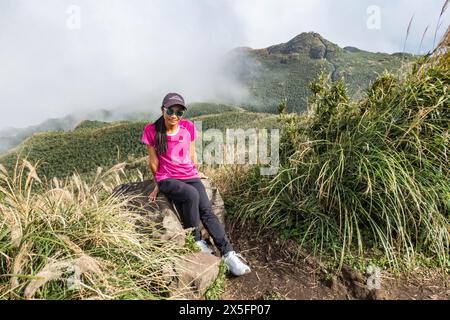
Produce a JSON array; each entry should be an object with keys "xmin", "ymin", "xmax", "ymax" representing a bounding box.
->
[{"xmin": 164, "ymin": 101, "xmax": 186, "ymax": 109}]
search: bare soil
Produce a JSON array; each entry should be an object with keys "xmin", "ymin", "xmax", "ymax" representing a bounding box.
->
[{"xmin": 221, "ymin": 221, "xmax": 450, "ymax": 300}]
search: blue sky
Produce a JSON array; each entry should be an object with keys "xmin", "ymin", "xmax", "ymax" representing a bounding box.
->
[{"xmin": 0, "ymin": 0, "xmax": 448, "ymax": 129}]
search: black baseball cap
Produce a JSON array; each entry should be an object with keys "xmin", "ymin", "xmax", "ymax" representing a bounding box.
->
[{"xmin": 162, "ymin": 93, "xmax": 186, "ymax": 110}]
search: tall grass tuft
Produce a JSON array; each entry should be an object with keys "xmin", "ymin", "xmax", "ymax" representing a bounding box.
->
[
  {"xmin": 0, "ymin": 159, "xmax": 182, "ymax": 299},
  {"xmin": 433, "ymin": 0, "xmax": 450, "ymax": 48},
  {"xmin": 224, "ymin": 50, "xmax": 450, "ymax": 272}
]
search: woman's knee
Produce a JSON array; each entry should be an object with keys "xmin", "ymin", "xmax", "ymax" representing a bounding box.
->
[
  {"xmin": 172, "ymin": 183, "xmax": 199, "ymax": 204},
  {"xmin": 158, "ymin": 179, "xmax": 179, "ymax": 194},
  {"xmin": 185, "ymin": 185, "xmax": 200, "ymax": 202},
  {"xmin": 190, "ymin": 183, "xmax": 212, "ymax": 212},
  {"xmin": 159, "ymin": 179, "xmax": 199, "ymax": 201}
]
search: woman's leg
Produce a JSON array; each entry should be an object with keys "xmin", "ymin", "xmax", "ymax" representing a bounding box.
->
[
  {"xmin": 161, "ymin": 178, "xmax": 250, "ymax": 275},
  {"xmin": 158, "ymin": 178, "xmax": 202, "ymax": 241},
  {"xmin": 183, "ymin": 178, "xmax": 234, "ymax": 256}
]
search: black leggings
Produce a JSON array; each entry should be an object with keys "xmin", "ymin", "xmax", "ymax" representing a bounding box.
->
[{"xmin": 158, "ymin": 177, "xmax": 234, "ymax": 255}]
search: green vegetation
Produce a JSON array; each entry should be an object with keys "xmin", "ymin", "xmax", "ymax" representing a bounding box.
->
[
  {"xmin": 73, "ymin": 120, "xmax": 110, "ymax": 131},
  {"xmin": 0, "ymin": 160, "xmax": 182, "ymax": 299},
  {"xmin": 184, "ymin": 232, "xmax": 201, "ymax": 253},
  {"xmin": 0, "ymin": 121, "xmax": 150, "ymax": 180},
  {"xmin": 263, "ymin": 291, "xmax": 285, "ymax": 300},
  {"xmin": 185, "ymin": 103, "xmax": 245, "ymax": 117},
  {"xmin": 204, "ymin": 261, "xmax": 228, "ymax": 300},
  {"xmin": 0, "ymin": 115, "xmax": 78, "ymax": 155},
  {"xmin": 0, "ymin": 33, "xmax": 445, "ymax": 301},
  {"xmin": 223, "ymin": 52, "xmax": 449, "ymax": 273},
  {"xmin": 191, "ymin": 111, "xmax": 279, "ymax": 131},
  {"xmin": 228, "ymin": 32, "xmax": 415, "ymax": 114},
  {"xmin": 0, "ymin": 110, "xmax": 278, "ymax": 180}
]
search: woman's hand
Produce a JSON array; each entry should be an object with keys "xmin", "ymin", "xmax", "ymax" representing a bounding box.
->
[
  {"xmin": 148, "ymin": 185, "xmax": 159, "ymax": 202},
  {"xmin": 198, "ymin": 172, "xmax": 208, "ymax": 179}
]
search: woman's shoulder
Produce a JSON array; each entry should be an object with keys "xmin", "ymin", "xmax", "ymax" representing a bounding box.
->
[
  {"xmin": 179, "ymin": 120, "xmax": 196, "ymax": 131},
  {"xmin": 143, "ymin": 122, "xmax": 156, "ymax": 131},
  {"xmin": 179, "ymin": 120, "xmax": 196, "ymax": 140},
  {"xmin": 179, "ymin": 119, "xmax": 194, "ymax": 127},
  {"xmin": 143, "ymin": 122, "xmax": 156, "ymax": 137},
  {"xmin": 141, "ymin": 122, "xmax": 156, "ymax": 146}
]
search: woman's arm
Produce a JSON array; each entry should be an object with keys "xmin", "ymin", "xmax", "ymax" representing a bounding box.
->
[
  {"xmin": 190, "ymin": 141, "xmax": 197, "ymax": 166},
  {"xmin": 147, "ymin": 145, "xmax": 160, "ymax": 201},
  {"xmin": 190, "ymin": 140, "xmax": 207, "ymax": 179}
]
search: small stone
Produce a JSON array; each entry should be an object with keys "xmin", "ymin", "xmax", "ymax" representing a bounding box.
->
[
  {"xmin": 172, "ymin": 252, "xmax": 221, "ymax": 299},
  {"xmin": 368, "ymin": 289, "xmax": 389, "ymax": 300}
]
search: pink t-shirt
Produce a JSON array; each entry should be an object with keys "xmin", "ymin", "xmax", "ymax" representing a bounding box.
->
[{"xmin": 141, "ymin": 120, "xmax": 199, "ymax": 182}]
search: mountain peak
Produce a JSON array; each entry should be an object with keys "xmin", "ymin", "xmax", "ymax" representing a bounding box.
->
[
  {"xmin": 288, "ymin": 31, "xmax": 324, "ymax": 43},
  {"xmin": 264, "ymin": 32, "xmax": 340, "ymax": 59}
]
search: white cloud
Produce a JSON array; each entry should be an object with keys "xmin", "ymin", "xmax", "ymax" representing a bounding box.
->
[
  {"xmin": 0, "ymin": 0, "xmax": 448, "ymax": 129},
  {"xmin": 230, "ymin": 0, "xmax": 449, "ymax": 53}
]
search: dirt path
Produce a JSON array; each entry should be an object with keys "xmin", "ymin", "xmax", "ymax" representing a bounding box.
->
[{"xmin": 221, "ymin": 221, "xmax": 450, "ymax": 300}]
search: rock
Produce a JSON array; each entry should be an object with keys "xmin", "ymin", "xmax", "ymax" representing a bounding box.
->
[
  {"xmin": 326, "ymin": 276, "xmax": 347, "ymax": 292},
  {"xmin": 112, "ymin": 178, "xmax": 227, "ymax": 246},
  {"xmin": 309, "ymin": 46, "xmax": 326, "ymax": 59},
  {"xmin": 172, "ymin": 179, "xmax": 225, "ymax": 223},
  {"xmin": 341, "ymin": 265, "xmax": 365, "ymax": 283},
  {"xmin": 159, "ymin": 206, "xmax": 186, "ymax": 246},
  {"xmin": 169, "ymin": 252, "xmax": 221, "ymax": 299},
  {"xmin": 351, "ymin": 282, "xmax": 371, "ymax": 300},
  {"xmin": 112, "ymin": 180, "xmax": 186, "ymax": 246},
  {"xmin": 368, "ymin": 289, "xmax": 389, "ymax": 300},
  {"xmin": 344, "ymin": 46, "xmax": 362, "ymax": 53},
  {"xmin": 339, "ymin": 265, "xmax": 371, "ymax": 299},
  {"xmin": 113, "ymin": 179, "xmax": 226, "ymax": 299},
  {"xmin": 198, "ymin": 179, "xmax": 226, "ymax": 242},
  {"xmin": 336, "ymin": 265, "xmax": 390, "ymax": 300}
]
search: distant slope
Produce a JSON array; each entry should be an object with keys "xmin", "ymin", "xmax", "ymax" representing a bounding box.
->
[
  {"xmin": 185, "ymin": 103, "xmax": 245, "ymax": 117},
  {"xmin": 0, "ymin": 121, "xmax": 149, "ymax": 180},
  {"xmin": 0, "ymin": 115, "xmax": 79, "ymax": 155},
  {"xmin": 73, "ymin": 120, "xmax": 110, "ymax": 131},
  {"xmin": 191, "ymin": 111, "xmax": 279, "ymax": 131},
  {"xmin": 0, "ymin": 110, "xmax": 278, "ymax": 179},
  {"xmin": 225, "ymin": 32, "xmax": 414, "ymax": 113},
  {"xmin": 0, "ymin": 103, "xmax": 242, "ymax": 156}
]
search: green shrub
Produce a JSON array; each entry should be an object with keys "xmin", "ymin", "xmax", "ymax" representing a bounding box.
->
[{"xmin": 226, "ymin": 53, "xmax": 450, "ymax": 272}]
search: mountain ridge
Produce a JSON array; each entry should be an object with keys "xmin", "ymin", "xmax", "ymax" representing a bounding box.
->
[
  {"xmin": 230, "ymin": 32, "xmax": 413, "ymax": 58},
  {"xmin": 225, "ymin": 32, "xmax": 415, "ymax": 113}
]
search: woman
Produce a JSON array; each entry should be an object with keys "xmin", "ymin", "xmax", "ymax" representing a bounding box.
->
[{"xmin": 141, "ymin": 92, "xmax": 251, "ymax": 276}]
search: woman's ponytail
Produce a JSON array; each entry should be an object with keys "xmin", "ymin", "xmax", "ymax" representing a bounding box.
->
[{"xmin": 154, "ymin": 113, "xmax": 168, "ymax": 155}]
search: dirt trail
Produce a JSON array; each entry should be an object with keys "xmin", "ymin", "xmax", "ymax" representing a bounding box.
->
[{"xmin": 221, "ymin": 221, "xmax": 450, "ymax": 300}]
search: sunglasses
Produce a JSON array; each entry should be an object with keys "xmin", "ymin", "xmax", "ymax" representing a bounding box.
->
[{"xmin": 164, "ymin": 107, "xmax": 185, "ymax": 117}]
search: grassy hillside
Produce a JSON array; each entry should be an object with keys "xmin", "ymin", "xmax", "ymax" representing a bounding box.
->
[
  {"xmin": 0, "ymin": 160, "xmax": 183, "ymax": 299},
  {"xmin": 226, "ymin": 32, "xmax": 414, "ymax": 113},
  {"xmin": 0, "ymin": 121, "xmax": 149, "ymax": 180},
  {"xmin": 0, "ymin": 109, "xmax": 278, "ymax": 180},
  {"xmin": 0, "ymin": 115, "xmax": 79, "ymax": 155},
  {"xmin": 221, "ymin": 51, "xmax": 449, "ymax": 272},
  {"xmin": 185, "ymin": 103, "xmax": 245, "ymax": 117},
  {"xmin": 73, "ymin": 120, "xmax": 111, "ymax": 131},
  {"xmin": 191, "ymin": 111, "xmax": 279, "ymax": 130},
  {"xmin": 0, "ymin": 103, "xmax": 244, "ymax": 157}
]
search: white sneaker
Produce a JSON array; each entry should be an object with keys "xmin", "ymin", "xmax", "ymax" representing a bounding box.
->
[
  {"xmin": 223, "ymin": 251, "xmax": 251, "ymax": 276},
  {"xmin": 195, "ymin": 240, "xmax": 213, "ymax": 254}
]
